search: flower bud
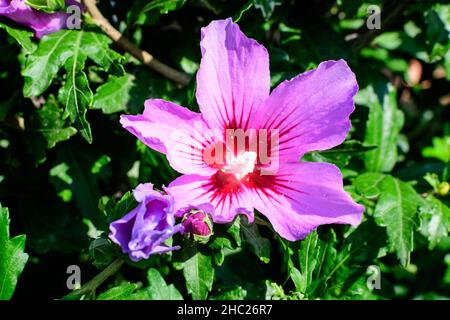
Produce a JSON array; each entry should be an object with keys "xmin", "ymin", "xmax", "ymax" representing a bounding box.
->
[
  {"xmin": 437, "ymin": 182, "xmax": 449, "ymax": 196},
  {"xmin": 182, "ymin": 209, "xmax": 213, "ymax": 243}
]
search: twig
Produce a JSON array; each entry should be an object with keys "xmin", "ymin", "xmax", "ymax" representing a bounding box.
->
[
  {"xmin": 82, "ymin": 0, "xmax": 191, "ymax": 86},
  {"xmin": 64, "ymin": 258, "xmax": 124, "ymax": 299}
]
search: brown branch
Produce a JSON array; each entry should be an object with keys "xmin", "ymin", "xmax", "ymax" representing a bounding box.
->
[{"xmin": 82, "ymin": 0, "xmax": 191, "ymax": 86}]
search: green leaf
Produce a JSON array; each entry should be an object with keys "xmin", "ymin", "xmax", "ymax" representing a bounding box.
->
[
  {"xmin": 146, "ymin": 268, "xmax": 183, "ymax": 300},
  {"xmin": 97, "ymin": 283, "xmax": 138, "ymax": 300},
  {"xmin": 289, "ymin": 231, "xmax": 320, "ymax": 295},
  {"xmin": 363, "ymin": 85, "xmax": 405, "ymax": 172},
  {"xmin": 227, "ymin": 217, "xmax": 242, "ymax": 247},
  {"xmin": 297, "ymin": 232, "xmax": 319, "ymax": 293},
  {"xmin": 23, "ymin": 30, "xmax": 73, "ymax": 97},
  {"xmin": 93, "ymin": 74, "xmax": 135, "ymax": 114},
  {"xmin": 23, "ymin": 30, "xmax": 121, "ymax": 97},
  {"xmin": 425, "ymin": 5, "xmax": 450, "ymax": 53},
  {"xmin": 313, "ymin": 230, "xmax": 338, "ymax": 291},
  {"xmin": 353, "ymin": 172, "xmax": 386, "ymax": 199},
  {"xmin": 0, "ymin": 22, "xmax": 35, "ymax": 54},
  {"xmin": 99, "ymin": 191, "xmax": 137, "ymax": 225},
  {"xmin": 181, "ymin": 244, "xmax": 214, "ymax": 300},
  {"xmin": 211, "ymin": 286, "xmax": 247, "ymax": 300},
  {"xmin": 58, "ymin": 57, "xmax": 93, "ymax": 143},
  {"xmin": 373, "ymin": 175, "xmax": 423, "ymax": 266},
  {"xmin": 208, "ymin": 218, "xmax": 244, "ymax": 266},
  {"xmin": 253, "ymin": 0, "xmax": 282, "ymax": 20},
  {"xmin": 419, "ymin": 195, "xmax": 450, "ymax": 249},
  {"xmin": 422, "ymin": 136, "xmax": 450, "ymax": 163},
  {"xmin": 89, "ymin": 238, "xmax": 117, "ymax": 269},
  {"xmin": 29, "ymin": 96, "xmax": 77, "ymax": 149},
  {"xmin": 0, "ymin": 203, "xmax": 29, "ymax": 300},
  {"xmin": 423, "ymin": 173, "xmax": 441, "ymax": 192},
  {"xmin": 127, "ymin": 0, "xmax": 187, "ymax": 26},
  {"xmin": 148, "ymin": 0, "xmax": 186, "ymax": 14},
  {"xmin": 25, "ymin": 0, "xmax": 65, "ymax": 13},
  {"xmin": 240, "ymin": 220, "xmax": 270, "ymax": 263},
  {"xmin": 23, "ymin": 30, "xmax": 104, "ymax": 143}
]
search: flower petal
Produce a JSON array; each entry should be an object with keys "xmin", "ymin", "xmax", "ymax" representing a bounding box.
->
[
  {"xmin": 109, "ymin": 208, "xmax": 137, "ymax": 253},
  {"xmin": 196, "ymin": 18, "xmax": 270, "ymax": 131},
  {"xmin": 252, "ymin": 60, "xmax": 358, "ymax": 163},
  {"xmin": 120, "ymin": 99, "xmax": 217, "ymax": 176},
  {"xmin": 166, "ymin": 173, "xmax": 254, "ymax": 223},
  {"xmin": 0, "ymin": 0, "xmax": 77, "ymax": 38},
  {"xmin": 247, "ymin": 162, "xmax": 364, "ymax": 241}
]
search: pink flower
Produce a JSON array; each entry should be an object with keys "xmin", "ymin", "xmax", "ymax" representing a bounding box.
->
[
  {"xmin": 120, "ymin": 18, "xmax": 364, "ymax": 241},
  {"xmin": 0, "ymin": 0, "xmax": 78, "ymax": 38}
]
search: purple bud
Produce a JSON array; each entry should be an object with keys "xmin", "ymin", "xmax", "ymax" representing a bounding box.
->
[{"xmin": 180, "ymin": 205, "xmax": 214, "ymax": 243}]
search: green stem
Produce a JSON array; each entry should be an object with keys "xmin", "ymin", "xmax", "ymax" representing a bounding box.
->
[{"xmin": 65, "ymin": 258, "xmax": 124, "ymax": 299}]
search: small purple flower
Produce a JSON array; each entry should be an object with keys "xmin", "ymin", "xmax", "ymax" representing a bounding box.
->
[
  {"xmin": 109, "ymin": 183, "xmax": 184, "ymax": 262},
  {"xmin": 0, "ymin": 0, "xmax": 78, "ymax": 38},
  {"xmin": 180, "ymin": 204, "xmax": 214, "ymax": 243}
]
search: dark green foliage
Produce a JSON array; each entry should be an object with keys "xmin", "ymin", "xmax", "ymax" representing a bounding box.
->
[{"xmin": 0, "ymin": 0, "xmax": 448, "ymax": 300}]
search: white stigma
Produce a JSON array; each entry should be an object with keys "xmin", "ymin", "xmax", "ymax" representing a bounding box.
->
[{"xmin": 223, "ymin": 151, "xmax": 257, "ymax": 180}]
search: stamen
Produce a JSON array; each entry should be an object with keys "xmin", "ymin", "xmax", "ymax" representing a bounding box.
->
[{"xmin": 222, "ymin": 151, "xmax": 257, "ymax": 180}]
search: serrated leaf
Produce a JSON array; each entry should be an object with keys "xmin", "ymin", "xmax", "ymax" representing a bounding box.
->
[
  {"xmin": 363, "ymin": 85, "xmax": 404, "ymax": 172},
  {"xmin": 0, "ymin": 22, "xmax": 35, "ymax": 54},
  {"xmin": 182, "ymin": 244, "xmax": 214, "ymax": 300},
  {"xmin": 0, "ymin": 203, "xmax": 29, "ymax": 300},
  {"xmin": 23, "ymin": 30, "xmax": 122, "ymax": 97},
  {"xmin": 59, "ymin": 54, "xmax": 93, "ymax": 143},
  {"xmin": 97, "ymin": 283, "xmax": 138, "ymax": 300},
  {"xmin": 93, "ymin": 74, "xmax": 135, "ymax": 114},
  {"xmin": 373, "ymin": 175, "xmax": 423, "ymax": 266},
  {"xmin": 22, "ymin": 30, "xmax": 73, "ymax": 97},
  {"xmin": 146, "ymin": 268, "xmax": 183, "ymax": 300}
]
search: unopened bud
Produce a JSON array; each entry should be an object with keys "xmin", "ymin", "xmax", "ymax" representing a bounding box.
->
[
  {"xmin": 437, "ymin": 182, "xmax": 449, "ymax": 196},
  {"xmin": 182, "ymin": 210, "xmax": 213, "ymax": 243}
]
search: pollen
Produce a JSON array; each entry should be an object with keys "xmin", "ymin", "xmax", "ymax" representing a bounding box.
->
[{"xmin": 222, "ymin": 151, "xmax": 257, "ymax": 180}]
